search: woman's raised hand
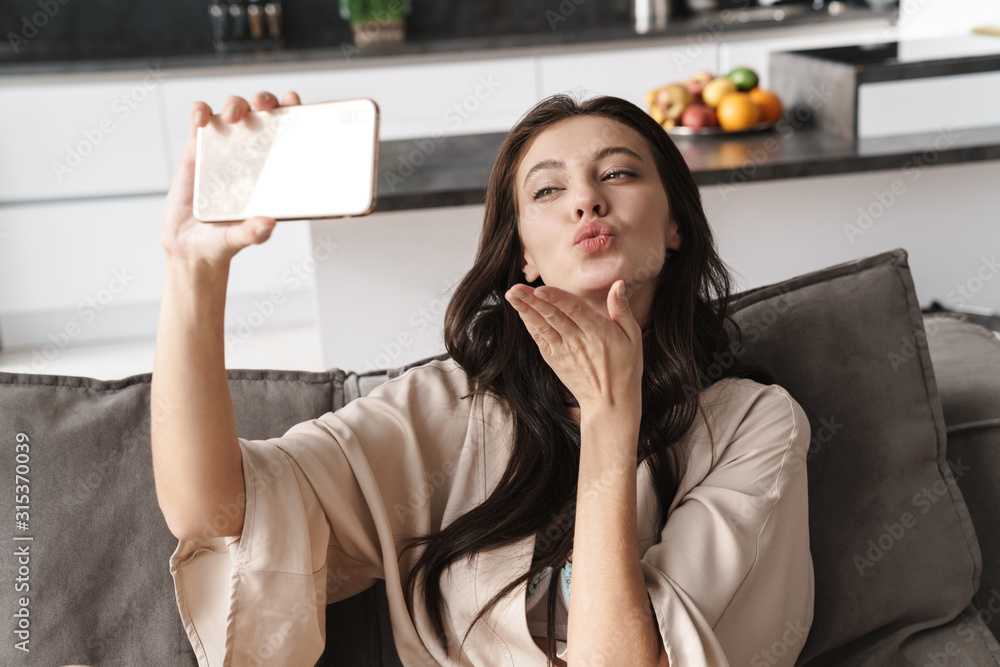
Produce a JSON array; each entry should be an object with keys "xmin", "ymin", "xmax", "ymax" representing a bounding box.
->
[
  {"xmin": 160, "ymin": 90, "xmax": 302, "ymax": 268},
  {"xmin": 504, "ymin": 280, "xmax": 644, "ymax": 422}
]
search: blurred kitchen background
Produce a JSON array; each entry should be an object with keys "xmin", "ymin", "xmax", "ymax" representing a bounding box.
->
[{"xmin": 0, "ymin": 0, "xmax": 998, "ymax": 378}]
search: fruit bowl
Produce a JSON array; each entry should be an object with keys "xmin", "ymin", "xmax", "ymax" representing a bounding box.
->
[
  {"xmin": 666, "ymin": 120, "xmax": 778, "ymax": 137},
  {"xmin": 647, "ymin": 66, "xmax": 785, "ymax": 137}
]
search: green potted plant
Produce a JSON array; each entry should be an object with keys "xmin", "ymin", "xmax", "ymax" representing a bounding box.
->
[{"xmin": 339, "ymin": 0, "xmax": 411, "ymax": 47}]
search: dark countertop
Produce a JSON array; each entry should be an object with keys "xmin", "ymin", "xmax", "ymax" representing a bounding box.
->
[
  {"xmin": 0, "ymin": 5, "xmax": 892, "ymax": 78},
  {"xmin": 374, "ymin": 123, "xmax": 1000, "ymax": 212},
  {"xmin": 777, "ymin": 34, "xmax": 1000, "ymax": 83}
]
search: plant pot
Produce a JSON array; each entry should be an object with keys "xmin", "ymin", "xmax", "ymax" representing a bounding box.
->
[{"xmin": 351, "ymin": 18, "xmax": 406, "ymax": 47}]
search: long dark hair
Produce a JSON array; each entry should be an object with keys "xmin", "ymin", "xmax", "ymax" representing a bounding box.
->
[{"xmin": 401, "ymin": 94, "xmax": 765, "ymax": 664}]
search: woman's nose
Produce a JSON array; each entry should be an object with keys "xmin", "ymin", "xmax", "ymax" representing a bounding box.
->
[{"xmin": 573, "ymin": 182, "xmax": 607, "ymax": 219}]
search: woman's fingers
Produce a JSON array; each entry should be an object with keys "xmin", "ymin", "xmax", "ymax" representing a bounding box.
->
[
  {"xmin": 531, "ymin": 286, "xmax": 607, "ymax": 336},
  {"xmin": 505, "ymin": 283, "xmax": 641, "ymax": 359},
  {"xmin": 506, "ymin": 287, "xmax": 565, "ymax": 349},
  {"xmin": 174, "ymin": 90, "xmax": 298, "ymax": 193},
  {"xmin": 178, "ymin": 101, "xmax": 212, "ymax": 167},
  {"xmin": 605, "ymin": 280, "xmax": 641, "ymax": 343},
  {"xmin": 220, "ymin": 95, "xmax": 252, "ymax": 122},
  {"xmin": 250, "ymin": 91, "xmax": 281, "ymax": 111},
  {"xmin": 223, "ymin": 215, "xmax": 277, "ymax": 253},
  {"xmin": 166, "ymin": 101, "xmax": 213, "ymax": 211},
  {"xmin": 219, "ymin": 91, "xmax": 301, "ymax": 122},
  {"xmin": 190, "ymin": 101, "xmax": 212, "ymax": 132}
]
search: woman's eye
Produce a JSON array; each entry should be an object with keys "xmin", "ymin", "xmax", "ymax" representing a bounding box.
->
[
  {"xmin": 532, "ymin": 186, "xmax": 556, "ymax": 200},
  {"xmin": 604, "ymin": 169, "xmax": 636, "ymax": 181}
]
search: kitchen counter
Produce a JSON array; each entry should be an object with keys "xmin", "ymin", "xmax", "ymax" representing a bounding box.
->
[
  {"xmin": 781, "ymin": 33, "xmax": 1000, "ymax": 82},
  {"xmin": 375, "ymin": 31, "xmax": 1000, "ymax": 211},
  {"xmin": 374, "ymin": 123, "xmax": 1000, "ymax": 212}
]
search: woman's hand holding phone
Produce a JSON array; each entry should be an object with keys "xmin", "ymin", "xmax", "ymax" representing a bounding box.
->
[
  {"xmin": 160, "ymin": 90, "xmax": 301, "ymax": 269},
  {"xmin": 152, "ymin": 90, "xmax": 304, "ymax": 543}
]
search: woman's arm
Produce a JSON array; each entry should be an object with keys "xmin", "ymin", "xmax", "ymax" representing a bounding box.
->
[
  {"xmin": 504, "ymin": 280, "xmax": 668, "ymax": 666},
  {"xmin": 151, "ymin": 91, "xmax": 299, "ymax": 541},
  {"xmin": 568, "ymin": 407, "xmax": 669, "ymax": 667},
  {"xmin": 152, "ymin": 259, "xmax": 245, "ymax": 540}
]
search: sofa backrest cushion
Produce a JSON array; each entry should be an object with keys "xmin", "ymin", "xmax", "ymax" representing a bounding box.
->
[
  {"xmin": 923, "ymin": 314, "xmax": 1000, "ymax": 643},
  {"xmin": 728, "ymin": 249, "xmax": 983, "ymax": 665},
  {"xmin": 0, "ymin": 369, "xmax": 342, "ymax": 666}
]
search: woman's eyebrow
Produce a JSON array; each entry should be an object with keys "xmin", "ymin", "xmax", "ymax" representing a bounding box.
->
[
  {"xmin": 522, "ymin": 159, "xmax": 564, "ymax": 188},
  {"xmin": 521, "ymin": 146, "xmax": 644, "ymax": 189},
  {"xmin": 593, "ymin": 146, "xmax": 644, "ymax": 163}
]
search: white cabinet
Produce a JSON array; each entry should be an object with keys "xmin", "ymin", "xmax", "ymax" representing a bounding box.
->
[
  {"xmin": 310, "ymin": 204, "xmax": 483, "ymax": 371},
  {"xmin": 0, "ymin": 72, "xmax": 172, "ymax": 203},
  {"xmin": 0, "ymin": 195, "xmax": 166, "ymax": 347},
  {"xmin": 858, "ymin": 69, "xmax": 1000, "ymax": 138},
  {"xmin": 703, "ymin": 160, "xmax": 1000, "ymax": 313},
  {"xmin": 0, "ymin": 194, "xmax": 316, "ymax": 348}
]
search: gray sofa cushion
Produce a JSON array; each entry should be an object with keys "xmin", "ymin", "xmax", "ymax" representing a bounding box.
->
[
  {"xmin": 923, "ymin": 314, "xmax": 1000, "ymax": 644},
  {"xmin": 0, "ymin": 370, "xmax": 342, "ymax": 666},
  {"xmin": 729, "ymin": 248, "xmax": 992, "ymax": 665}
]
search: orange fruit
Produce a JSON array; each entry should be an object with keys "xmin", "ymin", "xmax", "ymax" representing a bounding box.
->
[
  {"xmin": 748, "ymin": 88, "xmax": 784, "ymax": 124},
  {"xmin": 716, "ymin": 92, "xmax": 761, "ymax": 131}
]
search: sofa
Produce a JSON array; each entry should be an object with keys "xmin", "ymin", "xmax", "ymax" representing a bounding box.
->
[{"xmin": 1, "ymin": 248, "xmax": 999, "ymax": 666}]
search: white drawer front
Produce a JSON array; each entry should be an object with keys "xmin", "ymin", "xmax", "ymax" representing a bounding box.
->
[
  {"xmin": 859, "ymin": 70, "xmax": 1000, "ymax": 139},
  {"xmin": 0, "ymin": 72, "xmax": 171, "ymax": 203}
]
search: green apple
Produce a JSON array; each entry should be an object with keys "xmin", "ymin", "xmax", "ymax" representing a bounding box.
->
[{"xmin": 726, "ymin": 67, "xmax": 759, "ymax": 92}]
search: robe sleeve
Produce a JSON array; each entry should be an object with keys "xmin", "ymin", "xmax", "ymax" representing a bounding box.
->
[
  {"xmin": 640, "ymin": 381, "xmax": 815, "ymax": 667},
  {"xmin": 169, "ymin": 360, "xmax": 473, "ymax": 667}
]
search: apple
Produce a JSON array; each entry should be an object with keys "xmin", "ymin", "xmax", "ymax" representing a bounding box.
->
[
  {"xmin": 680, "ymin": 103, "xmax": 718, "ymax": 131},
  {"xmin": 702, "ymin": 77, "xmax": 738, "ymax": 108},
  {"xmin": 685, "ymin": 70, "xmax": 714, "ymax": 100},
  {"xmin": 726, "ymin": 66, "xmax": 759, "ymax": 92},
  {"xmin": 655, "ymin": 84, "xmax": 692, "ymax": 121}
]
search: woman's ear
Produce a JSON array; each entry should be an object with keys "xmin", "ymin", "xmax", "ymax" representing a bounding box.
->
[
  {"xmin": 519, "ymin": 223, "xmax": 541, "ymax": 281},
  {"xmin": 522, "ymin": 255, "xmax": 541, "ymax": 283},
  {"xmin": 667, "ymin": 218, "xmax": 682, "ymax": 252}
]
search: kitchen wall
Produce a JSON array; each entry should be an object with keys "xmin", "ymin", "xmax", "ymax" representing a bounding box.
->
[{"xmin": 896, "ymin": 0, "xmax": 999, "ymax": 38}]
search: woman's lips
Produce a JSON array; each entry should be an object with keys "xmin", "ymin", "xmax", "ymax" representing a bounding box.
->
[
  {"xmin": 575, "ymin": 234, "xmax": 613, "ymax": 253},
  {"xmin": 573, "ymin": 221, "xmax": 616, "ymax": 253}
]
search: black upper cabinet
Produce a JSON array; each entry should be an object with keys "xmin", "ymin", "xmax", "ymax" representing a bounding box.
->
[
  {"xmin": 0, "ymin": 0, "xmax": 881, "ymax": 64},
  {"xmin": 0, "ymin": 0, "xmax": 634, "ymax": 62}
]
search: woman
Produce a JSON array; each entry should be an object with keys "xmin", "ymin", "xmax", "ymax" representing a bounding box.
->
[{"xmin": 153, "ymin": 90, "xmax": 814, "ymax": 667}]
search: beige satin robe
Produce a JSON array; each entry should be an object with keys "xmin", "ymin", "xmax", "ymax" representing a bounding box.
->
[{"xmin": 170, "ymin": 358, "xmax": 814, "ymax": 666}]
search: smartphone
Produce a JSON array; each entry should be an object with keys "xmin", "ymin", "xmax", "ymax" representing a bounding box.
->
[{"xmin": 193, "ymin": 98, "xmax": 379, "ymax": 222}]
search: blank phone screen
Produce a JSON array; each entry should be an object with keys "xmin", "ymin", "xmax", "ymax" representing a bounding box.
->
[{"xmin": 193, "ymin": 98, "xmax": 379, "ymax": 222}]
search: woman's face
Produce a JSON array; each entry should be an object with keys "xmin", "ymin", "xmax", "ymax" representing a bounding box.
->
[{"xmin": 514, "ymin": 115, "xmax": 681, "ymax": 325}]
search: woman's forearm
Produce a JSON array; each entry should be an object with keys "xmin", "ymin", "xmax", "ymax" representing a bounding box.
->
[
  {"xmin": 567, "ymin": 407, "xmax": 669, "ymax": 667},
  {"xmin": 151, "ymin": 258, "xmax": 245, "ymax": 541}
]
